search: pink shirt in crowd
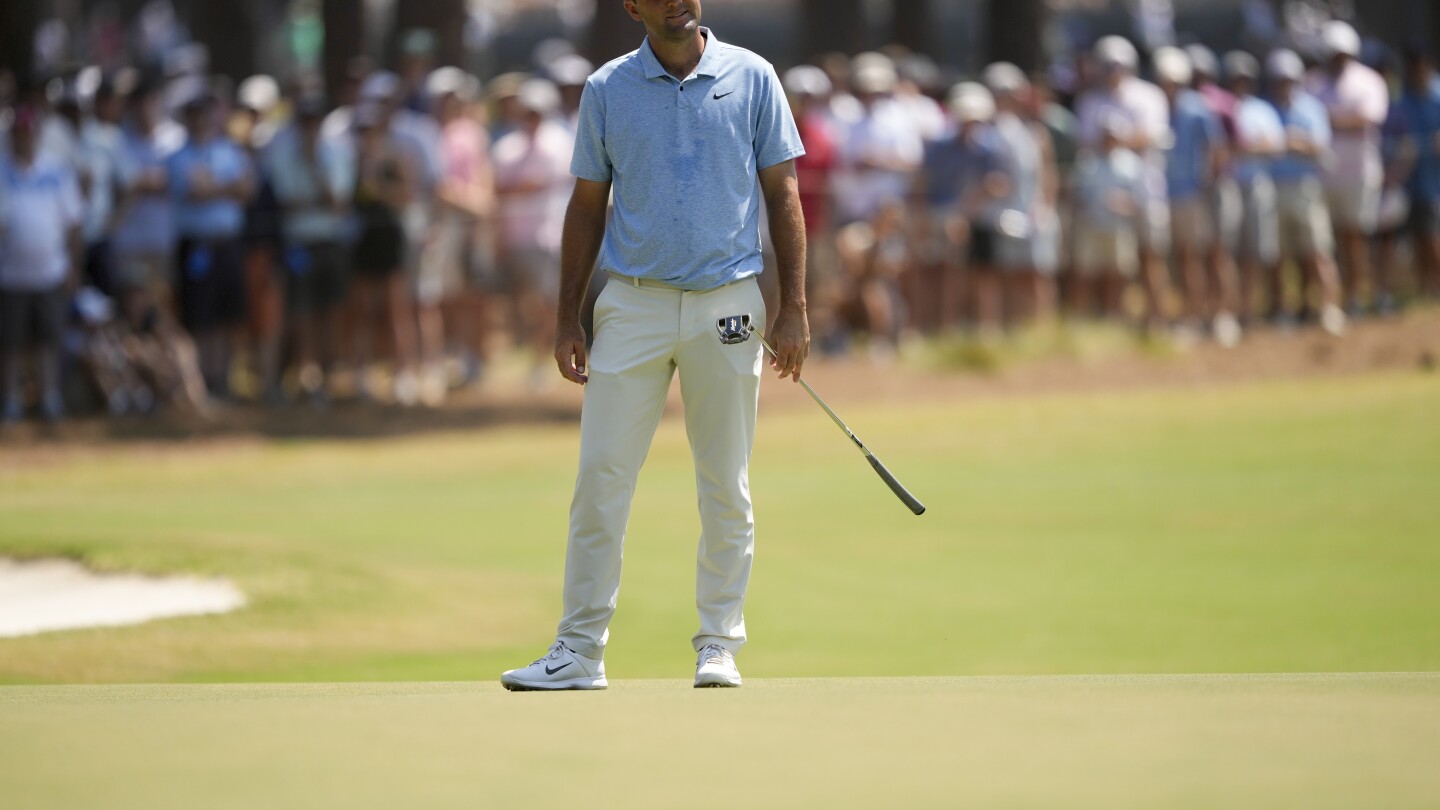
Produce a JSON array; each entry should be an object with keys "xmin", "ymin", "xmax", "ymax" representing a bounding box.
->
[{"xmin": 1306, "ymin": 60, "xmax": 1389, "ymax": 187}]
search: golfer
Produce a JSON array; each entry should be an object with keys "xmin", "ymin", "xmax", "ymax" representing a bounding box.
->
[{"xmin": 501, "ymin": 0, "xmax": 808, "ymax": 690}]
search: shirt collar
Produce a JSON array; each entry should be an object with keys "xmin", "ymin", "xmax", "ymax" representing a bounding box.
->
[{"xmin": 639, "ymin": 27, "xmax": 722, "ymax": 81}]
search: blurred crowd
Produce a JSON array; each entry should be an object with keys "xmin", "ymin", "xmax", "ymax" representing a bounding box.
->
[
  {"xmin": 3, "ymin": 17, "xmax": 1440, "ymax": 424},
  {"xmin": 792, "ymin": 19, "xmax": 1440, "ymax": 360}
]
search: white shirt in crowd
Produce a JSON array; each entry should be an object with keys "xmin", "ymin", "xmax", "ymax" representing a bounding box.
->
[{"xmin": 836, "ymin": 96, "xmax": 924, "ymax": 222}]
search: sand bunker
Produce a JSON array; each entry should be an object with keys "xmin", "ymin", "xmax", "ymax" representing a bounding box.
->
[{"xmin": 0, "ymin": 558, "xmax": 245, "ymax": 637}]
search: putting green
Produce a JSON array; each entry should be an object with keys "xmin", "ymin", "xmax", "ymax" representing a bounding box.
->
[{"xmin": 2, "ymin": 673, "xmax": 1437, "ymax": 809}]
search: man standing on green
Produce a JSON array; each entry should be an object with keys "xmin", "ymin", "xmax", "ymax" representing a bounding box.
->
[{"xmin": 502, "ymin": 0, "xmax": 809, "ymax": 690}]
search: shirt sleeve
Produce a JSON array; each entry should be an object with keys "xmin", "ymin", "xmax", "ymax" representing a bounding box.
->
[
  {"xmin": 569, "ymin": 78, "xmax": 612, "ymax": 182},
  {"xmin": 753, "ymin": 63, "xmax": 806, "ymax": 170}
]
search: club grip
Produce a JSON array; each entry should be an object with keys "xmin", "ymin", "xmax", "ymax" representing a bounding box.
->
[{"xmin": 866, "ymin": 453, "xmax": 926, "ymax": 515}]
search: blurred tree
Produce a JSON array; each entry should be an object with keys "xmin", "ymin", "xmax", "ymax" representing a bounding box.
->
[
  {"xmin": 389, "ymin": 0, "xmax": 466, "ymax": 68},
  {"xmin": 801, "ymin": 0, "xmax": 867, "ymax": 59},
  {"xmin": 0, "ymin": 0, "xmax": 42, "ymax": 84},
  {"xmin": 589, "ymin": 0, "xmax": 636, "ymax": 66},
  {"xmin": 179, "ymin": 0, "xmax": 261, "ymax": 79},
  {"xmin": 893, "ymin": 0, "xmax": 932, "ymax": 59},
  {"xmin": 323, "ymin": 0, "xmax": 365, "ymax": 97},
  {"xmin": 985, "ymin": 0, "xmax": 1047, "ymax": 73}
]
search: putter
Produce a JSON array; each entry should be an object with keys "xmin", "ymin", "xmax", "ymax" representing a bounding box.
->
[{"xmin": 738, "ymin": 323, "xmax": 926, "ymax": 516}]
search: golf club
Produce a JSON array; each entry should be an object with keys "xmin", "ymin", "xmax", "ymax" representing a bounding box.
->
[{"xmin": 747, "ymin": 326, "xmax": 926, "ymax": 516}]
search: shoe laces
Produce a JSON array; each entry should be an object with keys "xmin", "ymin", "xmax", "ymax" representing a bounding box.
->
[
  {"xmin": 700, "ymin": 643, "xmax": 732, "ymax": 667},
  {"xmin": 530, "ymin": 642, "xmax": 567, "ymax": 667}
]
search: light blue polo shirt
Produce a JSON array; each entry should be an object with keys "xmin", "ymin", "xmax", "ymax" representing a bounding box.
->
[{"xmin": 571, "ymin": 27, "xmax": 805, "ymax": 290}]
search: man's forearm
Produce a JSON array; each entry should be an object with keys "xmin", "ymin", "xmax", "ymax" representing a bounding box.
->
[
  {"xmin": 767, "ymin": 179, "xmax": 807, "ymax": 312},
  {"xmin": 557, "ymin": 197, "xmax": 607, "ymax": 323}
]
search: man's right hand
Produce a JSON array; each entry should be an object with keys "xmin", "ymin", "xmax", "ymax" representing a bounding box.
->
[{"xmin": 555, "ymin": 321, "xmax": 590, "ymax": 385}]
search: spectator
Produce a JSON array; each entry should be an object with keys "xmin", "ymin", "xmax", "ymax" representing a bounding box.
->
[
  {"xmin": 1266, "ymin": 48, "xmax": 1346, "ymax": 335},
  {"xmin": 1153, "ymin": 46, "xmax": 1239, "ymax": 344},
  {"xmin": 167, "ymin": 84, "xmax": 256, "ymax": 398},
  {"xmin": 266, "ymin": 94, "xmax": 354, "ymax": 406},
  {"xmin": 78, "ymin": 74, "xmax": 133, "ymax": 298},
  {"xmin": 1076, "ymin": 36, "xmax": 1172, "ymax": 329},
  {"xmin": 944, "ymin": 82, "xmax": 1008, "ymax": 333},
  {"xmin": 427, "ymin": 67, "xmax": 495, "ymax": 392},
  {"xmin": 1379, "ymin": 48, "xmax": 1440, "ymax": 302},
  {"xmin": 491, "ymin": 78, "xmax": 572, "ymax": 385},
  {"xmin": 1307, "ymin": 20, "xmax": 1389, "ymax": 314},
  {"xmin": 837, "ymin": 53, "xmax": 924, "ymax": 225},
  {"xmin": 235, "ymin": 75, "xmax": 286, "ymax": 404},
  {"xmin": 111, "ymin": 75, "xmax": 182, "ymax": 331},
  {"xmin": 1225, "ymin": 50, "xmax": 1283, "ymax": 322},
  {"xmin": 349, "ymin": 101, "xmax": 420, "ymax": 405},
  {"xmin": 783, "ymin": 65, "xmax": 842, "ymax": 337},
  {"xmin": 1, "ymin": 105, "xmax": 83, "ymax": 422},
  {"xmin": 1073, "ymin": 112, "xmax": 1147, "ymax": 320},
  {"xmin": 984, "ymin": 61, "xmax": 1057, "ymax": 326},
  {"xmin": 835, "ymin": 195, "xmax": 911, "ymax": 357}
]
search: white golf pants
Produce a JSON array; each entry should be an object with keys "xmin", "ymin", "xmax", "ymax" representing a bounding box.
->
[{"xmin": 557, "ymin": 275, "xmax": 766, "ymax": 660}]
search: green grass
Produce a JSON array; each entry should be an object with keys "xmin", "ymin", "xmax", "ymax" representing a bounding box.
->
[
  {"xmin": 1, "ymin": 371, "xmax": 1439, "ymax": 684},
  {"xmin": 2, "ymin": 674, "xmax": 1437, "ymax": 809}
]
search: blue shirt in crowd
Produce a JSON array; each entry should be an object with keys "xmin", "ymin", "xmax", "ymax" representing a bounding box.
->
[
  {"xmin": 167, "ymin": 135, "xmax": 252, "ymax": 240},
  {"xmin": 1387, "ymin": 82, "xmax": 1440, "ymax": 203},
  {"xmin": 1166, "ymin": 89, "xmax": 1221, "ymax": 202},
  {"xmin": 570, "ymin": 27, "xmax": 805, "ymax": 290},
  {"xmin": 1271, "ymin": 91, "xmax": 1332, "ymax": 185}
]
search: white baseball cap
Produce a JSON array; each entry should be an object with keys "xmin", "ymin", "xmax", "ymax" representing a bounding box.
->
[
  {"xmin": 1223, "ymin": 50, "xmax": 1260, "ymax": 81},
  {"xmin": 1095, "ymin": 36, "xmax": 1139, "ymax": 71},
  {"xmin": 982, "ymin": 61, "xmax": 1030, "ymax": 97},
  {"xmin": 852, "ymin": 62, "xmax": 898, "ymax": 95},
  {"xmin": 237, "ymin": 74, "xmax": 279, "ymax": 113},
  {"xmin": 426, "ymin": 66, "xmax": 478, "ymax": 102},
  {"xmin": 947, "ymin": 82, "xmax": 995, "ymax": 123},
  {"xmin": 1152, "ymin": 46, "xmax": 1193, "ymax": 85},
  {"xmin": 1321, "ymin": 20, "xmax": 1361, "ymax": 59},
  {"xmin": 516, "ymin": 78, "xmax": 561, "ymax": 115},
  {"xmin": 783, "ymin": 65, "xmax": 832, "ymax": 98},
  {"xmin": 1185, "ymin": 44, "xmax": 1220, "ymax": 78},
  {"xmin": 1265, "ymin": 49, "xmax": 1306, "ymax": 82}
]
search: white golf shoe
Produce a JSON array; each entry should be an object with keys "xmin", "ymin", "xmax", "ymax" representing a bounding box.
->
[
  {"xmin": 694, "ymin": 643, "xmax": 742, "ymax": 688},
  {"xmin": 501, "ymin": 642, "xmax": 607, "ymax": 691}
]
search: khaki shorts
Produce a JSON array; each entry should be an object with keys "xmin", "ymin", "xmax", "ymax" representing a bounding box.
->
[
  {"xmin": 1074, "ymin": 222, "xmax": 1139, "ymax": 278},
  {"xmin": 1325, "ymin": 168, "xmax": 1381, "ymax": 234},
  {"xmin": 1277, "ymin": 177, "xmax": 1334, "ymax": 260},
  {"xmin": 1170, "ymin": 196, "xmax": 1215, "ymax": 253},
  {"xmin": 414, "ymin": 214, "xmax": 473, "ymax": 306},
  {"xmin": 1238, "ymin": 177, "xmax": 1279, "ymax": 265}
]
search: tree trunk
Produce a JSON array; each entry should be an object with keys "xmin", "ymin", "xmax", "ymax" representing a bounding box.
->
[
  {"xmin": 588, "ymin": 0, "xmax": 637, "ymax": 66},
  {"xmin": 389, "ymin": 0, "xmax": 467, "ymax": 68},
  {"xmin": 801, "ymin": 0, "xmax": 867, "ymax": 61},
  {"xmin": 984, "ymin": 0, "xmax": 1047, "ymax": 73},
  {"xmin": 893, "ymin": 0, "xmax": 932, "ymax": 59},
  {"xmin": 181, "ymin": 0, "xmax": 256, "ymax": 80},
  {"xmin": 0, "ymin": 0, "xmax": 42, "ymax": 84},
  {"xmin": 323, "ymin": 0, "xmax": 365, "ymax": 98}
]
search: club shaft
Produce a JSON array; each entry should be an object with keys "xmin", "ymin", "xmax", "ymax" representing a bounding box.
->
[{"xmin": 751, "ymin": 330, "xmax": 926, "ymax": 515}]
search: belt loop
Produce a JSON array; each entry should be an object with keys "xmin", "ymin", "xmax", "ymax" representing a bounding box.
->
[{"xmin": 632, "ymin": 275, "xmax": 640, "ymax": 287}]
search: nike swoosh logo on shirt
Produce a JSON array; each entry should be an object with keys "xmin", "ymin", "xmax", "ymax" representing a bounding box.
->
[
  {"xmin": 713, "ymin": 91, "xmax": 735, "ymax": 100},
  {"xmin": 545, "ymin": 662, "xmax": 573, "ymax": 676}
]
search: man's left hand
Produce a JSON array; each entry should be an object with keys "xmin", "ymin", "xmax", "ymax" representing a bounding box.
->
[{"xmin": 767, "ymin": 306, "xmax": 809, "ymax": 382}]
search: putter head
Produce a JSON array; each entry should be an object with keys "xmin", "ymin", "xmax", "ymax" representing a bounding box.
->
[{"xmin": 717, "ymin": 314, "xmax": 752, "ymax": 345}]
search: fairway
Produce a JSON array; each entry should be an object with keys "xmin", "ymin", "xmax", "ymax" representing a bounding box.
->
[{"xmin": 2, "ymin": 673, "xmax": 1438, "ymax": 809}]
